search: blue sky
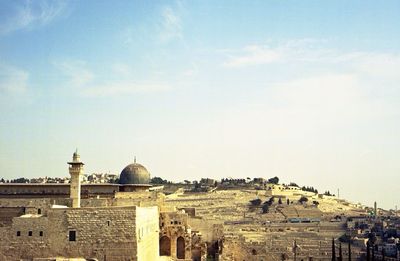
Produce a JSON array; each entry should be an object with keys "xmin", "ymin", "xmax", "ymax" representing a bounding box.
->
[{"xmin": 0, "ymin": 0, "xmax": 399, "ymax": 209}]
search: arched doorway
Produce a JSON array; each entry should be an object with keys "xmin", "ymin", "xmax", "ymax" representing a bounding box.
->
[
  {"xmin": 159, "ymin": 236, "xmax": 171, "ymax": 256},
  {"xmin": 177, "ymin": 236, "xmax": 185, "ymax": 259}
]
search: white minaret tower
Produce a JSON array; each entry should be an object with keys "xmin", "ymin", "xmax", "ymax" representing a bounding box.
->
[{"xmin": 68, "ymin": 149, "xmax": 84, "ymax": 208}]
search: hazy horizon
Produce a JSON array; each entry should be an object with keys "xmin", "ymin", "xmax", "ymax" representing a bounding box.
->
[{"xmin": 1, "ymin": 0, "xmax": 399, "ymax": 210}]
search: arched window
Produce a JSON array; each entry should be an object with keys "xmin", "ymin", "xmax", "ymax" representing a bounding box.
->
[
  {"xmin": 159, "ymin": 236, "xmax": 171, "ymax": 256},
  {"xmin": 252, "ymin": 249, "xmax": 257, "ymax": 255},
  {"xmin": 177, "ymin": 236, "xmax": 185, "ymax": 259}
]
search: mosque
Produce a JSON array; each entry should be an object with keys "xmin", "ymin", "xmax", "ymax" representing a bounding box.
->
[
  {"xmin": 0, "ymin": 151, "xmax": 153, "ymax": 198},
  {"xmin": 0, "ymin": 151, "xmax": 204, "ymax": 261}
]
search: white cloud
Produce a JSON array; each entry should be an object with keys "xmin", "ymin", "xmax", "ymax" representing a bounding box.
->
[
  {"xmin": 112, "ymin": 63, "xmax": 132, "ymax": 78},
  {"xmin": 54, "ymin": 60, "xmax": 171, "ymax": 97},
  {"xmin": 0, "ymin": 0, "xmax": 67, "ymax": 34},
  {"xmin": 0, "ymin": 64, "xmax": 29, "ymax": 94},
  {"xmin": 182, "ymin": 63, "xmax": 198, "ymax": 77},
  {"xmin": 82, "ymin": 82, "xmax": 171, "ymax": 97},
  {"xmin": 158, "ymin": 6, "xmax": 183, "ymax": 43},
  {"xmin": 222, "ymin": 40, "xmax": 400, "ymax": 92},
  {"xmin": 271, "ymin": 73, "xmax": 361, "ymax": 109},
  {"xmin": 350, "ymin": 52, "xmax": 400, "ymax": 80},
  {"xmin": 223, "ymin": 45, "xmax": 283, "ymax": 67},
  {"xmin": 216, "ymin": 41, "xmax": 400, "ymax": 153},
  {"xmin": 54, "ymin": 59, "xmax": 94, "ymax": 87}
]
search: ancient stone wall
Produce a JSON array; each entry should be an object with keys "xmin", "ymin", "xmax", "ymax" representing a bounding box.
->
[
  {"xmin": 136, "ymin": 206, "xmax": 159, "ymax": 261},
  {"xmin": 113, "ymin": 191, "xmax": 164, "ymax": 207},
  {"xmin": 160, "ymin": 211, "xmax": 192, "ymax": 260},
  {"xmin": 0, "ymin": 198, "xmax": 70, "ymax": 215},
  {"xmin": 188, "ymin": 216, "xmax": 223, "ymax": 242},
  {"xmin": 0, "ymin": 206, "xmax": 161, "ymax": 261}
]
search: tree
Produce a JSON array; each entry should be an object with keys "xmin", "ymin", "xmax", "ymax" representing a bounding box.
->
[
  {"xmin": 348, "ymin": 241, "xmax": 351, "ymax": 261},
  {"xmin": 280, "ymin": 253, "xmax": 289, "ymax": 260},
  {"xmin": 265, "ymin": 197, "xmax": 275, "ymax": 206},
  {"xmin": 366, "ymin": 241, "xmax": 371, "ymax": 261},
  {"xmin": 332, "ymin": 238, "xmax": 336, "ymax": 261},
  {"xmin": 268, "ymin": 176, "xmax": 279, "ymax": 184},
  {"xmin": 150, "ymin": 177, "xmax": 168, "ymax": 184},
  {"xmin": 313, "ymin": 200, "xmax": 320, "ymax": 206},
  {"xmin": 262, "ymin": 204, "xmax": 269, "ymax": 214},
  {"xmin": 299, "ymin": 196, "xmax": 308, "ymax": 204},
  {"xmin": 250, "ymin": 198, "xmax": 262, "ymax": 206},
  {"xmin": 10, "ymin": 178, "xmax": 29, "ymax": 183}
]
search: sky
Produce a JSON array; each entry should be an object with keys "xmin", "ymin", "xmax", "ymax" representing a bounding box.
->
[{"xmin": 0, "ymin": 0, "xmax": 399, "ymax": 209}]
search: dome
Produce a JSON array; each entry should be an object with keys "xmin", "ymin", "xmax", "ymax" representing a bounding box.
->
[{"xmin": 119, "ymin": 162, "xmax": 150, "ymax": 185}]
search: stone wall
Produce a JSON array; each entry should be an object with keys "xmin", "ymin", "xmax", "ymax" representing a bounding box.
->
[
  {"xmin": 136, "ymin": 206, "xmax": 159, "ymax": 261},
  {"xmin": 160, "ymin": 211, "xmax": 192, "ymax": 260},
  {"xmin": 0, "ymin": 198, "xmax": 70, "ymax": 215},
  {"xmin": 188, "ymin": 216, "xmax": 223, "ymax": 242},
  {"xmin": 0, "ymin": 205, "xmax": 160, "ymax": 261}
]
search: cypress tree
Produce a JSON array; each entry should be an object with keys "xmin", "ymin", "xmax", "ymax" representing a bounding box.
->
[
  {"xmin": 348, "ymin": 241, "xmax": 351, "ymax": 261},
  {"xmin": 372, "ymin": 244, "xmax": 375, "ymax": 261},
  {"xmin": 332, "ymin": 238, "xmax": 336, "ymax": 261},
  {"xmin": 339, "ymin": 243, "xmax": 343, "ymax": 261}
]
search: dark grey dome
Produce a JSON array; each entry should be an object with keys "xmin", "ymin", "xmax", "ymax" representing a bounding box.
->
[{"xmin": 119, "ymin": 162, "xmax": 150, "ymax": 185}]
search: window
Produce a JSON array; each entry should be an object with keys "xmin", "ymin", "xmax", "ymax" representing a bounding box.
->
[
  {"xmin": 16, "ymin": 231, "xmax": 21, "ymax": 236},
  {"xmin": 38, "ymin": 208, "xmax": 41, "ymax": 215},
  {"xmin": 39, "ymin": 231, "xmax": 43, "ymax": 237},
  {"xmin": 69, "ymin": 230, "xmax": 76, "ymax": 241},
  {"xmin": 28, "ymin": 231, "xmax": 32, "ymax": 236},
  {"xmin": 107, "ymin": 220, "xmax": 110, "ymax": 226}
]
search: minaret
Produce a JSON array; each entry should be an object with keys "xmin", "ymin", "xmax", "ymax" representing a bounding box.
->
[{"xmin": 68, "ymin": 149, "xmax": 84, "ymax": 208}]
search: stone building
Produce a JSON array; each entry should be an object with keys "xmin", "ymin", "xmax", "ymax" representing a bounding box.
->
[
  {"xmin": 159, "ymin": 210, "xmax": 192, "ymax": 260},
  {"xmin": 0, "ymin": 151, "xmax": 201, "ymax": 261},
  {"xmin": 1, "ymin": 205, "xmax": 159, "ymax": 260}
]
